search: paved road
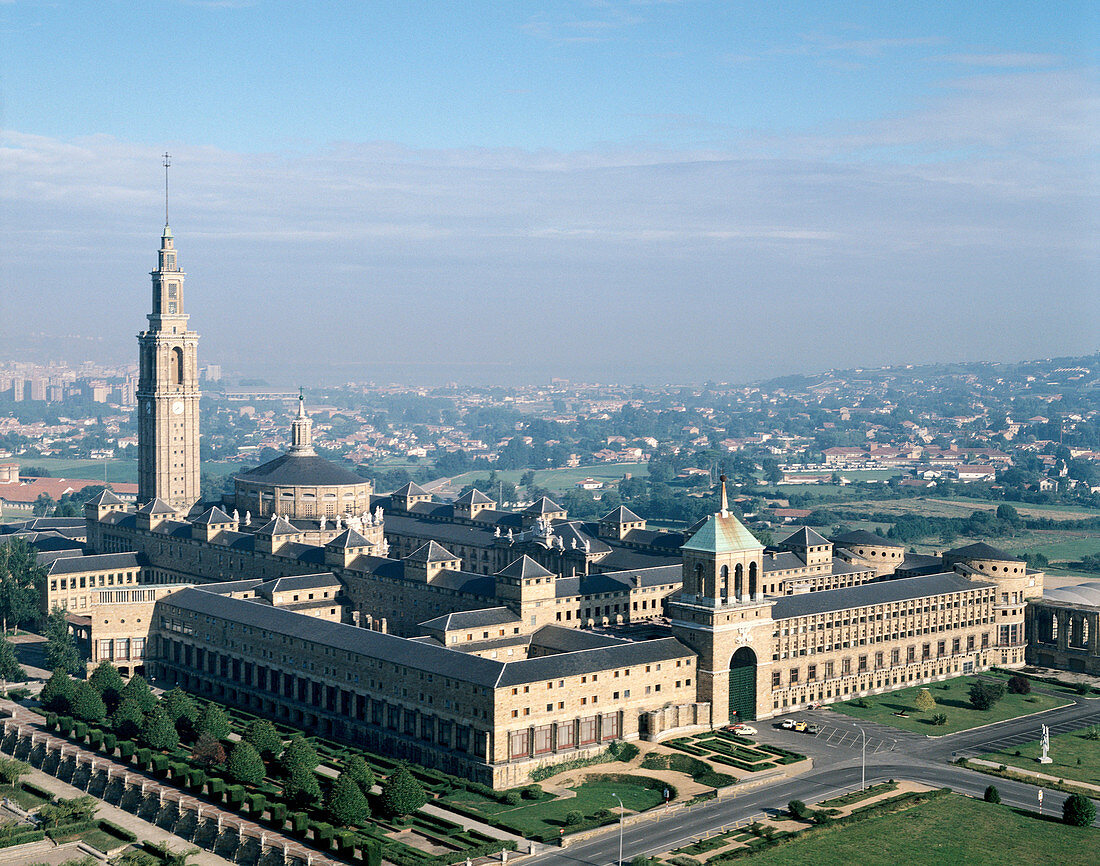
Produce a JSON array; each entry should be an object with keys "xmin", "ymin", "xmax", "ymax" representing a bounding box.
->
[{"xmin": 526, "ymin": 694, "xmax": 1100, "ymax": 866}]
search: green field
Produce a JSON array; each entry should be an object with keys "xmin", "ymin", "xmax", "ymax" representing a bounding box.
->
[
  {"xmin": 831, "ymin": 675, "xmax": 1069, "ymax": 735},
  {"xmin": 11, "ymin": 456, "xmax": 241, "ymax": 484},
  {"xmin": 746, "ymin": 792, "xmax": 1099, "ymax": 865},
  {"xmin": 450, "ymin": 463, "xmax": 650, "ymax": 495},
  {"xmin": 982, "ymin": 726, "xmax": 1100, "ymax": 787},
  {"xmin": 842, "ymin": 497, "xmax": 1100, "ymax": 522}
]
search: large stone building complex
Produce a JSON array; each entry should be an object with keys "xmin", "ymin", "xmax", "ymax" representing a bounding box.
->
[{"xmin": 3, "ymin": 215, "xmax": 1078, "ymax": 787}]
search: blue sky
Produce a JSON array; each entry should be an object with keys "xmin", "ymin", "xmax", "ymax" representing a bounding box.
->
[{"xmin": 1, "ymin": 1, "xmax": 1097, "ymax": 383}]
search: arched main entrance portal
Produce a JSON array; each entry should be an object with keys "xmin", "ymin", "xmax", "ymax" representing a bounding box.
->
[{"xmin": 729, "ymin": 647, "xmax": 757, "ymax": 722}]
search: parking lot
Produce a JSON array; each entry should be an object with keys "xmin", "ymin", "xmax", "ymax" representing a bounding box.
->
[
  {"xmin": 960, "ymin": 707, "xmax": 1100, "ymax": 759},
  {"xmin": 765, "ymin": 711, "xmax": 909, "ymax": 754}
]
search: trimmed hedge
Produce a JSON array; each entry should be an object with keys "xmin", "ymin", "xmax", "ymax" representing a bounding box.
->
[
  {"xmin": 99, "ymin": 819, "xmax": 138, "ymax": 843},
  {"xmin": 117, "ymin": 740, "xmax": 136, "ymax": 760},
  {"xmin": 0, "ymin": 828, "xmax": 45, "ymax": 849}
]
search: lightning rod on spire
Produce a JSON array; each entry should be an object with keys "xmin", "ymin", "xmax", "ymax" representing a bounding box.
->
[{"xmin": 163, "ymin": 152, "xmax": 171, "ymax": 226}]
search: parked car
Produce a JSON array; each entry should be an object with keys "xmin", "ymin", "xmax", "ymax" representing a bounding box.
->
[
  {"xmin": 805, "ymin": 723, "xmax": 822, "ymax": 735},
  {"xmin": 793, "ymin": 720, "xmax": 809, "ymax": 732},
  {"xmin": 780, "ymin": 718, "xmax": 797, "ymax": 729},
  {"xmin": 731, "ymin": 724, "xmax": 757, "ymax": 736}
]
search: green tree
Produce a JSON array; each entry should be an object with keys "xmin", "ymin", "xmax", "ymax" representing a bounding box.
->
[
  {"xmin": 1062, "ymin": 793, "xmax": 1096, "ymax": 826},
  {"xmin": 0, "ymin": 756, "xmax": 30, "ymax": 786},
  {"xmin": 119, "ymin": 674, "xmax": 156, "ymax": 714},
  {"xmin": 226, "ymin": 741, "xmax": 266, "ymax": 786},
  {"xmin": 194, "ymin": 704, "xmax": 231, "ymax": 741},
  {"xmin": 243, "ymin": 718, "xmax": 282, "ymax": 759},
  {"xmin": 89, "ymin": 661, "xmax": 126, "ymax": 711},
  {"xmin": 983, "ymin": 785, "xmax": 1000, "ymax": 804},
  {"xmin": 343, "ymin": 755, "xmax": 375, "ymax": 793},
  {"xmin": 914, "ymin": 688, "xmax": 936, "ymax": 713},
  {"xmin": 163, "ymin": 688, "xmax": 200, "ymax": 740},
  {"xmin": 37, "ymin": 794, "xmax": 96, "ymax": 826},
  {"xmin": 40, "ymin": 668, "xmax": 76, "ymax": 713},
  {"xmin": 283, "ymin": 765, "xmax": 322, "ymax": 809},
  {"xmin": 70, "ymin": 680, "xmax": 107, "ymax": 724},
  {"xmin": 968, "ymin": 679, "xmax": 1006, "ymax": 711},
  {"xmin": 279, "ymin": 736, "xmax": 319, "ymax": 776},
  {"xmin": 190, "ymin": 731, "xmax": 226, "ymax": 767},
  {"xmin": 0, "ymin": 637, "xmax": 26, "ymax": 682},
  {"xmin": 0, "ymin": 538, "xmax": 44, "ymax": 634},
  {"xmin": 378, "ymin": 765, "xmax": 426, "ymax": 819},
  {"xmin": 44, "ymin": 607, "xmax": 83, "ymax": 674},
  {"xmin": 326, "ymin": 772, "xmax": 371, "ymax": 827},
  {"xmin": 109, "ymin": 698, "xmax": 145, "ymax": 740},
  {"xmin": 141, "ymin": 706, "xmax": 179, "ymax": 751}
]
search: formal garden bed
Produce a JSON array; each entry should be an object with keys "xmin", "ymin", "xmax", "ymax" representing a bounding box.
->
[
  {"xmin": 830, "ymin": 674, "xmax": 1069, "ymax": 735},
  {"xmin": 662, "ymin": 730, "xmax": 806, "ymax": 774}
]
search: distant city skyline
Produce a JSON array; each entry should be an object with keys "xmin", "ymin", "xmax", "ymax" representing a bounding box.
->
[{"xmin": 1, "ymin": 2, "xmax": 1097, "ymax": 384}]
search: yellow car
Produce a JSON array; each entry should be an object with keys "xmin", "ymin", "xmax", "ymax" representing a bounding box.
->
[{"xmin": 793, "ymin": 720, "xmax": 808, "ymax": 732}]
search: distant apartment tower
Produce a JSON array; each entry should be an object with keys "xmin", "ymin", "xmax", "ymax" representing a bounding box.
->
[{"xmin": 136, "ymin": 223, "xmax": 201, "ymax": 513}]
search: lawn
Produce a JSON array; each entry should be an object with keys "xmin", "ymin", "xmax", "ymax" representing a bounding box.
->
[
  {"xmin": 0, "ymin": 783, "xmax": 48, "ymax": 809},
  {"xmin": 441, "ymin": 776, "xmax": 663, "ymax": 836},
  {"xmin": 830, "ymin": 675, "xmax": 1069, "ymax": 735},
  {"xmin": 745, "ymin": 792, "xmax": 1099, "ymax": 865},
  {"xmin": 450, "ymin": 463, "xmax": 650, "ymax": 495},
  {"xmin": 982, "ymin": 726, "xmax": 1100, "ymax": 787}
]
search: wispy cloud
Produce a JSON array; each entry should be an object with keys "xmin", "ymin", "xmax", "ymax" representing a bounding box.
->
[
  {"xmin": 934, "ymin": 52, "xmax": 1062, "ymax": 68},
  {"xmin": 1, "ymin": 66, "xmax": 1096, "ymax": 381}
]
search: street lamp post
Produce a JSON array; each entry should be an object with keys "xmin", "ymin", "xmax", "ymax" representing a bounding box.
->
[
  {"xmin": 612, "ymin": 792, "xmax": 624, "ymax": 866},
  {"xmin": 857, "ymin": 726, "xmax": 867, "ymax": 790}
]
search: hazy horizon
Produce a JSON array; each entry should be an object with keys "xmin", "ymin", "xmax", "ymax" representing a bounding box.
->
[{"xmin": 2, "ymin": 3, "xmax": 1097, "ymax": 384}]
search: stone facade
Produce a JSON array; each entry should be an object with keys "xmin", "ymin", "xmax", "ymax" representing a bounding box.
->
[
  {"xmin": 1026, "ymin": 582, "xmax": 1100, "ymax": 675},
  {"xmin": 136, "ymin": 225, "xmax": 200, "ymax": 514}
]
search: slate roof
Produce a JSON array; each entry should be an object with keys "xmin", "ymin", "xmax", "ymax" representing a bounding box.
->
[
  {"xmin": 47, "ymin": 552, "xmax": 143, "ymax": 575},
  {"xmin": 393, "ymin": 482, "xmax": 430, "ymax": 497},
  {"xmin": 325, "ymin": 528, "xmax": 372, "ymax": 549},
  {"xmin": 601, "ymin": 506, "xmax": 643, "ymax": 523},
  {"xmin": 495, "ymin": 637, "xmax": 691, "ymax": 687},
  {"xmin": 406, "ymin": 541, "xmax": 459, "ymax": 563},
  {"xmin": 497, "ymin": 556, "xmax": 556, "ymax": 580},
  {"xmin": 832, "ymin": 530, "xmax": 904, "ymax": 549},
  {"xmin": 528, "ymin": 625, "xmax": 626, "ymax": 653},
  {"xmin": 236, "ymin": 453, "xmax": 364, "ymax": 487},
  {"xmin": 136, "ymin": 498, "xmax": 176, "ymax": 515},
  {"xmin": 620, "ymin": 528, "xmax": 685, "ymax": 551},
  {"xmin": 1043, "ymin": 582, "xmax": 1100, "ymax": 608},
  {"xmin": 254, "ymin": 516, "xmax": 299, "ymax": 537},
  {"xmin": 86, "ymin": 489, "xmax": 125, "ymax": 507},
  {"xmin": 455, "ymin": 489, "xmax": 494, "ymax": 505},
  {"xmin": 192, "ymin": 506, "xmax": 234, "ymax": 526},
  {"xmin": 591, "ymin": 549, "xmax": 675, "ymax": 572},
  {"xmin": 161, "ymin": 587, "xmax": 507, "ymax": 687},
  {"xmin": 419, "ymin": 607, "xmax": 521, "ymax": 631},
  {"xmin": 524, "ymin": 497, "xmax": 564, "ymax": 515},
  {"xmin": 944, "ymin": 542, "xmax": 1024, "ymax": 563},
  {"xmin": 779, "ymin": 527, "xmax": 831, "ymax": 548},
  {"xmin": 771, "ymin": 572, "xmax": 993, "ymax": 620},
  {"xmin": 257, "ymin": 572, "xmax": 341, "ymax": 596},
  {"xmin": 681, "ymin": 513, "xmax": 762, "ymax": 555},
  {"xmin": 161, "ymin": 587, "xmax": 692, "ymax": 690}
]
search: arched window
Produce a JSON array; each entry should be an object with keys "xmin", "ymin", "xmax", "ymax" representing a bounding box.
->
[
  {"xmin": 1083, "ymin": 618, "xmax": 1090, "ymax": 645},
  {"xmin": 693, "ymin": 562, "xmax": 704, "ymax": 596},
  {"xmin": 1052, "ymin": 613, "xmax": 1058, "ymax": 641},
  {"xmin": 734, "ymin": 563, "xmax": 743, "ymax": 601},
  {"xmin": 748, "ymin": 561, "xmax": 758, "ymax": 600},
  {"xmin": 720, "ymin": 565, "xmax": 729, "ymax": 601},
  {"xmin": 171, "ymin": 347, "xmax": 184, "ymax": 386}
]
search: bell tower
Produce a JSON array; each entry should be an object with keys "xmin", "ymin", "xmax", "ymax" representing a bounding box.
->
[
  {"xmin": 670, "ymin": 477, "xmax": 774, "ymax": 725},
  {"xmin": 136, "ymin": 153, "xmax": 201, "ymax": 513}
]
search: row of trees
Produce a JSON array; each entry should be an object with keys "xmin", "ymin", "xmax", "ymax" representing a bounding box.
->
[{"xmin": 43, "ymin": 664, "xmax": 426, "ymax": 826}]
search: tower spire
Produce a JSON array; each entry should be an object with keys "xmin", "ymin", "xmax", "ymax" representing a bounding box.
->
[
  {"xmin": 163, "ymin": 152, "xmax": 171, "ymax": 227},
  {"xmin": 719, "ymin": 474, "xmax": 729, "ymax": 516}
]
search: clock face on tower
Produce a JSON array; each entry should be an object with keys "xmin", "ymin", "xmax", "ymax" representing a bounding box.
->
[{"xmin": 172, "ymin": 400, "xmax": 184, "ymax": 415}]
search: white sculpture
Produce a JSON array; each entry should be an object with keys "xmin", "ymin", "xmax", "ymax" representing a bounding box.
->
[
  {"xmin": 319, "ymin": 514, "xmax": 326, "ymax": 531},
  {"xmin": 232, "ymin": 508, "xmax": 239, "ymax": 523},
  {"xmin": 494, "ymin": 526, "xmax": 501, "ymax": 538},
  {"xmin": 244, "ymin": 511, "xmax": 251, "ymax": 526},
  {"xmin": 374, "ymin": 506, "xmax": 384, "ymax": 523}
]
